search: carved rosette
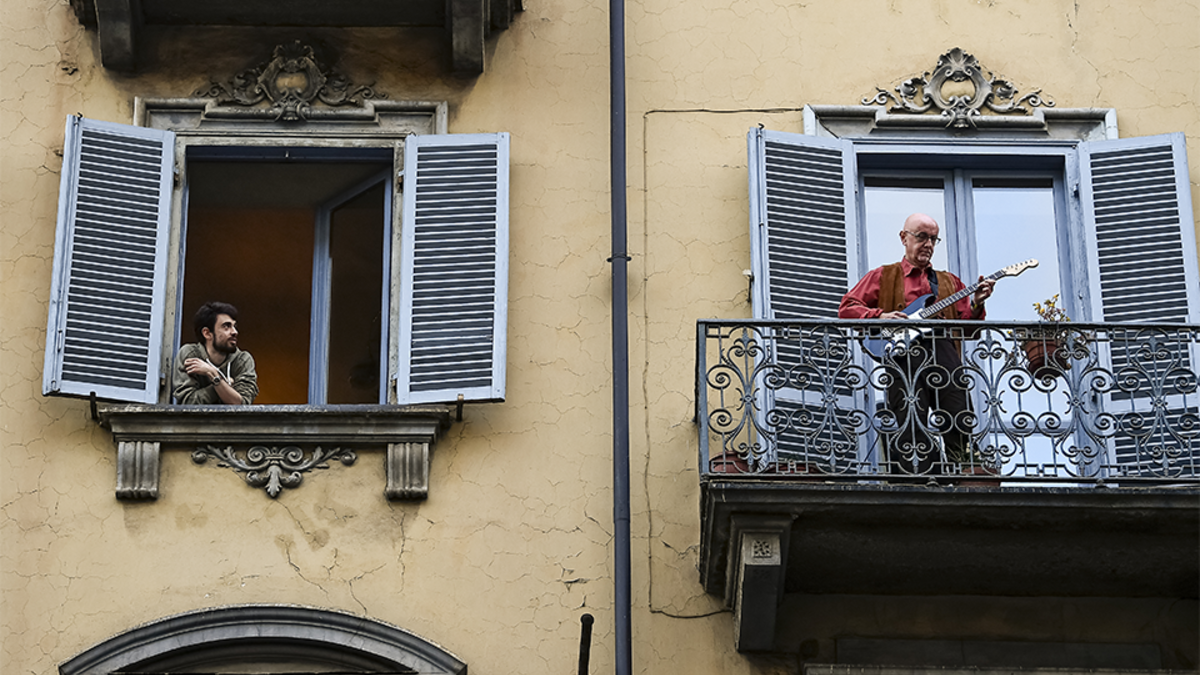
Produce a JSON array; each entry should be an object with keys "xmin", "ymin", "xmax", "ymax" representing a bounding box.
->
[
  {"xmin": 196, "ymin": 40, "xmax": 384, "ymax": 121},
  {"xmin": 863, "ymin": 47, "xmax": 1054, "ymax": 128},
  {"xmin": 193, "ymin": 444, "xmax": 357, "ymax": 498}
]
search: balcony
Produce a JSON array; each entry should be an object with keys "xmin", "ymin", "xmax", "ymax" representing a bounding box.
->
[{"xmin": 695, "ymin": 319, "xmax": 1200, "ymax": 652}]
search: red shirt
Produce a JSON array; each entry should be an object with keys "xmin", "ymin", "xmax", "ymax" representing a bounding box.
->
[{"xmin": 838, "ymin": 259, "xmax": 984, "ymax": 320}]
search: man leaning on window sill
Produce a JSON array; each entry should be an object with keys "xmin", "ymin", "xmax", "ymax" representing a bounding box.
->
[{"xmin": 172, "ymin": 301, "xmax": 258, "ymax": 405}]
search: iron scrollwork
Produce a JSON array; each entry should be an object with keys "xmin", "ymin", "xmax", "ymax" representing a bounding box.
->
[
  {"xmin": 863, "ymin": 47, "xmax": 1054, "ymax": 128},
  {"xmin": 699, "ymin": 320, "xmax": 1200, "ymax": 483},
  {"xmin": 195, "ymin": 40, "xmax": 384, "ymax": 121},
  {"xmin": 193, "ymin": 444, "xmax": 358, "ymax": 498}
]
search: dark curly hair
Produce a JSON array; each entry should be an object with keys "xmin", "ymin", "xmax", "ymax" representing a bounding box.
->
[{"xmin": 193, "ymin": 301, "xmax": 239, "ymax": 344}]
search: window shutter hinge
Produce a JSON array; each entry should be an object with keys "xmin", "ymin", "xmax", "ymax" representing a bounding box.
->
[
  {"xmin": 396, "ymin": 170, "xmax": 404, "ymax": 188},
  {"xmin": 173, "ymin": 169, "xmax": 181, "ymax": 188},
  {"xmin": 1071, "ymin": 182, "xmax": 1080, "ymax": 198}
]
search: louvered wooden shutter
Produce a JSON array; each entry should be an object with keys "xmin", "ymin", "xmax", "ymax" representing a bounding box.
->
[
  {"xmin": 397, "ymin": 133, "xmax": 509, "ymax": 404},
  {"xmin": 749, "ymin": 129, "xmax": 859, "ymax": 319},
  {"xmin": 43, "ymin": 116, "xmax": 175, "ymax": 403},
  {"xmin": 1079, "ymin": 133, "xmax": 1199, "ymax": 476},
  {"xmin": 747, "ymin": 129, "xmax": 862, "ymax": 469}
]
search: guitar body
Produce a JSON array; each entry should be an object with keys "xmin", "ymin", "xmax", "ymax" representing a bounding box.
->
[
  {"xmin": 862, "ymin": 293, "xmax": 936, "ymax": 361},
  {"xmin": 898, "ymin": 293, "xmax": 936, "ymax": 318}
]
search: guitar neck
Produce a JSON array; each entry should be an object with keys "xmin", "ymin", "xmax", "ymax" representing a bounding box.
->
[{"xmin": 918, "ymin": 269, "xmax": 1005, "ymax": 319}]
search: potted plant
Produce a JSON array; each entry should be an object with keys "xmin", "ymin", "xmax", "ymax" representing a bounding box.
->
[{"xmin": 1023, "ymin": 294, "xmax": 1073, "ymax": 377}]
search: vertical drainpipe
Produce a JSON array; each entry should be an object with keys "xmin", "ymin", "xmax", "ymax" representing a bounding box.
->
[{"xmin": 608, "ymin": 0, "xmax": 632, "ymax": 668}]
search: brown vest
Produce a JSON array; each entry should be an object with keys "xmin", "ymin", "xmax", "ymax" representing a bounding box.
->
[{"xmin": 878, "ymin": 263, "xmax": 961, "ymax": 319}]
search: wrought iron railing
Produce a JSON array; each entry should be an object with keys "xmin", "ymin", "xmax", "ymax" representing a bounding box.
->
[{"xmin": 697, "ymin": 319, "xmax": 1200, "ymax": 483}]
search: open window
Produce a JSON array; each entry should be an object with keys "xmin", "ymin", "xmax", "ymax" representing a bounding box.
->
[{"xmin": 43, "ymin": 115, "xmax": 510, "ymax": 407}]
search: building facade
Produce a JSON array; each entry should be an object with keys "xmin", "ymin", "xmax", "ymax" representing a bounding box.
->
[{"xmin": 3, "ymin": 0, "xmax": 1198, "ymax": 673}]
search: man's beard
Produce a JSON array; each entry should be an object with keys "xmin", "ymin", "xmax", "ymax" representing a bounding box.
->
[{"xmin": 212, "ymin": 337, "xmax": 237, "ymax": 355}]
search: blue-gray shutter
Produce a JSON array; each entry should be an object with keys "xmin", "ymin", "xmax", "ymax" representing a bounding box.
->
[
  {"xmin": 1079, "ymin": 133, "xmax": 1199, "ymax": 477},
  {"xmin": 749, "ymin": 129, "xmax": 859, "ymax": 320},
  {"xmin": 397, "ymin": 133, "xmax": 509, "ymax": 404},
  {"xmin": 747, "ymin": 129, "xmax": 862, "ymax": 470},
  {"xmin": 43, "ymin": 116, "xmax": 175, "ymax": 403}
]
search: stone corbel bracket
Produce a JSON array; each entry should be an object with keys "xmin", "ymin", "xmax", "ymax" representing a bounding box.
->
[
  {"xmin": 98, "ymin": 405, "xmax": 452, "ymax": 501},
  {"xmin": 727, "ymin": 514, "xmax": 795, "ymax": 652}
]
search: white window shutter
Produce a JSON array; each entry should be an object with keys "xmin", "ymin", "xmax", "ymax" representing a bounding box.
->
[
  {"xmin": 1079, "ymin": 133, "xmax": 1199, "ymax": 476},
  {"xmin": 1081, "ymin": 133, "xmax": 1198, "ymax": 324},
  {"xmin": 43, "ymin": 116, "xmax": 175, "ymax": 403},
  {"xmin": 748, "ymin": 129, "xmax": 860, "ymax": 320},
  {"xmin": 396, "ymin": 132, "xmax": 509, "ymax": 404},
  {"xmin": 747, "ymin": 128, "xmax": 863, "ymax": 471}
]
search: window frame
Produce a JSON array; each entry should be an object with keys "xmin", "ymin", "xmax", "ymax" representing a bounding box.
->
[
  {"xmin": 851, "ymin": 139, "xmax": 1092, "ymax": 321},
  {"xmin": 169, "ymin": 136, "xmax": 406, "ymax": 405},
  {"xmin": 173, "ymin": 140, "xmax": 402, "ymax": 405},
  {"xmin": 858, "ymin": 165, "xmax": 1074, "ymax": 321}
]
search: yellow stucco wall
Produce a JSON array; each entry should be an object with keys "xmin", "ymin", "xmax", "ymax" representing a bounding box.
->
[{"xmin": 3, "ymin": 0, "xmax": 1198, "ymax": 673}]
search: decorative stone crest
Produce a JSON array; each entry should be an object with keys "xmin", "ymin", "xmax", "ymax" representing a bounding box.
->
[
  {"xmin": 193, "ymin": 444, "xmax": 357, "ymax": 498},
  {"xmin": 863, "ymin": 47, "xmax": 1054, "ymax": 128},
  {"xmin": 195, "ymin": 40, "xmax": 384, "ymax": 122}
]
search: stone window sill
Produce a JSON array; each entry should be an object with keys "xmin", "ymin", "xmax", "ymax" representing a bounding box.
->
[{"xmin": 98, "ymin": 404, "xmax": 452, "ymax": 501}]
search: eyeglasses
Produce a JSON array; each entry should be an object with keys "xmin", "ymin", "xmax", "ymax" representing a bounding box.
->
[{"xmin": 903, "ymin": 230, "xmax": 942, "ymax": 245}]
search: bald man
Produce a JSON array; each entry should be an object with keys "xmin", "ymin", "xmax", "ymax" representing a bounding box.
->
[{"xmin": 839, "ymin": 213, "xmax": 995, "ymax": 475}]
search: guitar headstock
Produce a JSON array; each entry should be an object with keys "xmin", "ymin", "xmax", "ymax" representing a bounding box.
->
[{"xmin": 1000, "ymin": 259, "xmax": 1039, "ymax": 278}]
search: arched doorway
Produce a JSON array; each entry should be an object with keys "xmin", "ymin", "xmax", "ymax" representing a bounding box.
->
[{"xmin": 59, "ymin": 605, "xmax": 466, "ymax": 674}]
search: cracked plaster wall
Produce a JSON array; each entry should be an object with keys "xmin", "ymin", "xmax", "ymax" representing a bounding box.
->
[
  {"xmin": 3, "ymin": 1, "xmax": 619, "ymax": 674},
  {"xmin": 3, "ymin": 0, "xmax": 1198, "ymax": 674},
  {"xmin": 627, "ymin": 0, "xmax": 1198, "ymax": 671}
]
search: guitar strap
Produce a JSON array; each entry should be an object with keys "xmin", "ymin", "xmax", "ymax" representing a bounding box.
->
[{"xmin": 926, "ymin": 267, "xmax": 939, "ymax": 300}]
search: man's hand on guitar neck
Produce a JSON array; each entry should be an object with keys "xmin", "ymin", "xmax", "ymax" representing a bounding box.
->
[
  {"xmin": 974, "ymin": 275, "xmax": 996, "ymax": 305},
  {"xmin": 971, "ymin": 275, "xmax": 996, "ymax": 318}
]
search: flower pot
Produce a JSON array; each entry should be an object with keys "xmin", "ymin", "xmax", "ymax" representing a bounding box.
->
[
  {"xmin": 708, "ymin": 453, "xmax": 822, "ymax": 478},
  {"xmin": 1022, "ymin": 338, "xmax": 1070, "ymax": 378},
  {"xmin": 954, "ymin": 463, "xmax": 1001, "ymax": 487},
  {"xmin": 708, "ymin": 452, "xmax": 750, "ymax": 474}
]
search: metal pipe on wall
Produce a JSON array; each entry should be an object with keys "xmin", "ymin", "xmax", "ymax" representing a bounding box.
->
[{"xmin": 608, "ymin": 0, "xmax": 632, "ymax": 668}]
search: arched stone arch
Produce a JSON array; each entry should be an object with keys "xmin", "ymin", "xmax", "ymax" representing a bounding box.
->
[{"xmin": 59, "ymin": 605, "xmax": 467, "ymax": 674}]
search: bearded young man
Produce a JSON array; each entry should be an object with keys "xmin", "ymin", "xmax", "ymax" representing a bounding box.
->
[{"xmin": 172, "ymin": 301, "xmax": 259, "ymax": 405}]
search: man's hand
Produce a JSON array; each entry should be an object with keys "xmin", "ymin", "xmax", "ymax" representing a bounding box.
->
[
  {"xmin": 183, "ymin": 357, "xmax": 219, "ymax": 381},
  {"xmin": 880, "ymin": 311, "xmax": 908, "ymax": 320},
  {"xmin": 182, "ymin": 357, "xmax": 242, "ymax": 404},
  {"xmin": 975, "ymin": 276, "xmax": 996, "ymax": 304}
]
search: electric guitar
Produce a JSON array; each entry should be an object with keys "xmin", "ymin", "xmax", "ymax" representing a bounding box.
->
[{"xmin": 861, "ymin": 259, "xmax": 1039, "ymax": 361}]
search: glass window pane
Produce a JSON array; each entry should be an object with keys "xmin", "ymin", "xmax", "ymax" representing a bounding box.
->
[
  {"xmin": 863, "ymin": 177, "xmax": 948, "ymax": 272},
  {"xmin": 326, "ymin": 183, "xmax": 386, "ymax": 405},
  {"xmin": 971, "ymin": 178, "xmax": 1064, "ymax": 479},
  {"xmin": 971, "ymin": 180, "xmax": 1058, "ymax": 320}
]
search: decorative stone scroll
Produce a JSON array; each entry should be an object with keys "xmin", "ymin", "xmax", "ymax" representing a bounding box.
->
[
  {"xmin": 192, "ymin": 444, "xmax": 357, "ymax": 498},
  {"xmin": 863, "ymin": 47, "xmax": 1054, "ymax": 128},
  {"xmin": 195, "ymin": 40, "xmax": 385, "ymax": 122}
]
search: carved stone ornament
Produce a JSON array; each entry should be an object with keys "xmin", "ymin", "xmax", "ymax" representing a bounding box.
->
[
  {"xmin": 863, "ymin": 47, "xmax": 1054, "ymax": 128},
  {"xmin": 193, "ymin": 444, "xmax": 357, "ymax": 498},
  {"xmin": 195, "ymin": 40, "xmax": 384, "ymax": 122}
]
